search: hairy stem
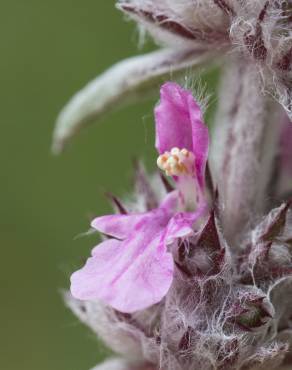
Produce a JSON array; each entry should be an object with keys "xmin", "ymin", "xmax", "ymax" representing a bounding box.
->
[{"xmin": 211, "ymin": 57, "xmax": 281, "ymax": 244}]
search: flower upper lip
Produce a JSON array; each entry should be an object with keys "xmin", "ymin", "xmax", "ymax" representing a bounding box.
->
[{"xmin": 155, "ymin": 82, "xmax": 209, "ymax": 191}]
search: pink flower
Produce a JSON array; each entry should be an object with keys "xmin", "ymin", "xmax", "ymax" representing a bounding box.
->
[{"xmin": 70, "ymin": 82, "xmax": 209, "ymax": 313}]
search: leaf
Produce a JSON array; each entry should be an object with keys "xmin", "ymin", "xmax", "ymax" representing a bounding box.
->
[
  {"xmin": 90, "ymin": 358, "xmax": 151, "ymax": 370},
  {"xmin": 52, "ymin": 47, "xmax": 214, "ymax": 153},
  {"xmin": 213, "ymin": 59, "xmax": 277, "ymax": 242},
  {"xmin": 253, "ymin": 202, "xmax": 290, "ymax": 244},
  {"xmin": 240, "ymin": 342, "xmax": 288, "ymax": 370},
  {"xmin": 269, "ymin": 71, "xmax": 292, "ymax": 122},
  {"xmin": 106, "ymin": 193, "xmax": 128, "ymax": 215},
  {"xmin": 196, "ymin": 210, "xmax": 221, "ymax": 253},
  {"xmin": 228, "ymin": 288, "xmax": 274, "ymax": 332},
  {"xmin": 268, "ymin": 276, "xmax": 292, "ymax": 329},
  {"xmin": 118, "ymin": 2, "xmax": 198, "ymax": 41},
  {"xmin": 117, "ymin": 1, "xmax": 230, "ymax": 46},
  {"xmin": 176, "ymin": 211, "xmax": 228, "ymax": 277},
  {"xmin": 64, "ymin": 292, "xmax": 146, "ymax": 360}
]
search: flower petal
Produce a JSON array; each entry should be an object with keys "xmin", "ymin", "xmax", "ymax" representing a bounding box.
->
[
  {"xmin": 155, "ymin": 82, "xmax": 194, "ymax": 153},
  {"xmin": 159, "ymin": 190, "xmax": 180, "ymax": 212},
  {"xmin": 166, "ymin": 213, "xmax": 195, "ymax": 243},
  {"xmin": 166, "ymin": 205, "xmax": 207, "ymax": 244},
  {"xmin": 92, "ymin": 192, "xmax": 180, "ymax": 239},
  {"xmin": 91, "ymin": 213, "xmax": 150, "ymax": 239},
  {"xmin": 155, "ymin": 82, "xmax": 209, "ymax": 187},
  {"xmin": 187, "ymin": 94, "xmax": 209, "ymax": 188},
  {"xmin": 70, "ymin": 229, "xmax": 174, "ymax": 313}
]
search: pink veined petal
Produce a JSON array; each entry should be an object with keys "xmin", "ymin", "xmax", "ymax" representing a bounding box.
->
[
  {"xmin": 165, "ymin": 213, "xmax": 195, "ymax": 244},
  {"xmin": 159, "ymin": 190, "xmax": 180, "ymax": 213},
  {"xmin": 70, "ymin": 223, "xmax": 174, "ymax": 313},
  {"xmin": 187, "ymin": 94, "xmax": 209, "ymax": 188},
  {"xmin": 71, "ymin": 238, "xmax": 122, "ymax": 298},
  {"xmin": 91, "ymin": 193, "xmax": 180, "ymax": 240},
  {"xmin": 91, "ymin": 213, "xmax": 152, "ymax": 239},
  {"xmin": 155, "ymin": 82, "xmax": 194, "ymax": 154},
  {"xmin": 154, "ymin": 82, "xmax": 209, "ymax": 189},
  {"xmin": 165, "ymin": 204, "xmax": 207, "ymax": 244}
]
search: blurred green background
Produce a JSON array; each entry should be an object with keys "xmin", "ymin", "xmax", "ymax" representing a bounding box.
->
[{"xmin": 0, "ymin": 2, "xmax": 217, "ymax": 370}]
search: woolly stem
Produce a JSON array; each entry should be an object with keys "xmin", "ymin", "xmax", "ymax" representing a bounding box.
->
[{"xmin": 211, "ymin": 57, "xmax": 281, "ymax": 244}]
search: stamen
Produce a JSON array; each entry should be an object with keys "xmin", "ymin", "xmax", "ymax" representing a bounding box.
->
[{"xmin": 157, "ymin": 147, "xmax": 195, "ymax": 177}]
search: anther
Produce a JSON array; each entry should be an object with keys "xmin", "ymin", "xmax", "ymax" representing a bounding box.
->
[{"xmin": 157, "ymin": 148, "xmax": 195, "ymax": 177}]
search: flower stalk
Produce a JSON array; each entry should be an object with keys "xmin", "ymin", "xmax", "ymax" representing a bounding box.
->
[{"xmin": 212, "ymin": 58, "xmax": 282, "ymax": 243}]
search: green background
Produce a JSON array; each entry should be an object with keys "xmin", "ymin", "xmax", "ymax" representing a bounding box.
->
[{"xmin": 0, "ymin": 2, "xmax": 217, "ymax": 370}]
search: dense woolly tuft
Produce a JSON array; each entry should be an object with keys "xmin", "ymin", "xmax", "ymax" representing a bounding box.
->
[{"xmin": 66, "ymin": 166, "xmax": 292, "ymax": 370}]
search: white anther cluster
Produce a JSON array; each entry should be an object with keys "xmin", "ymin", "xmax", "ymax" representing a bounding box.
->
[{"xmin": 157, "ymin": 147, "xmax": 195, "ymax": 177}]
